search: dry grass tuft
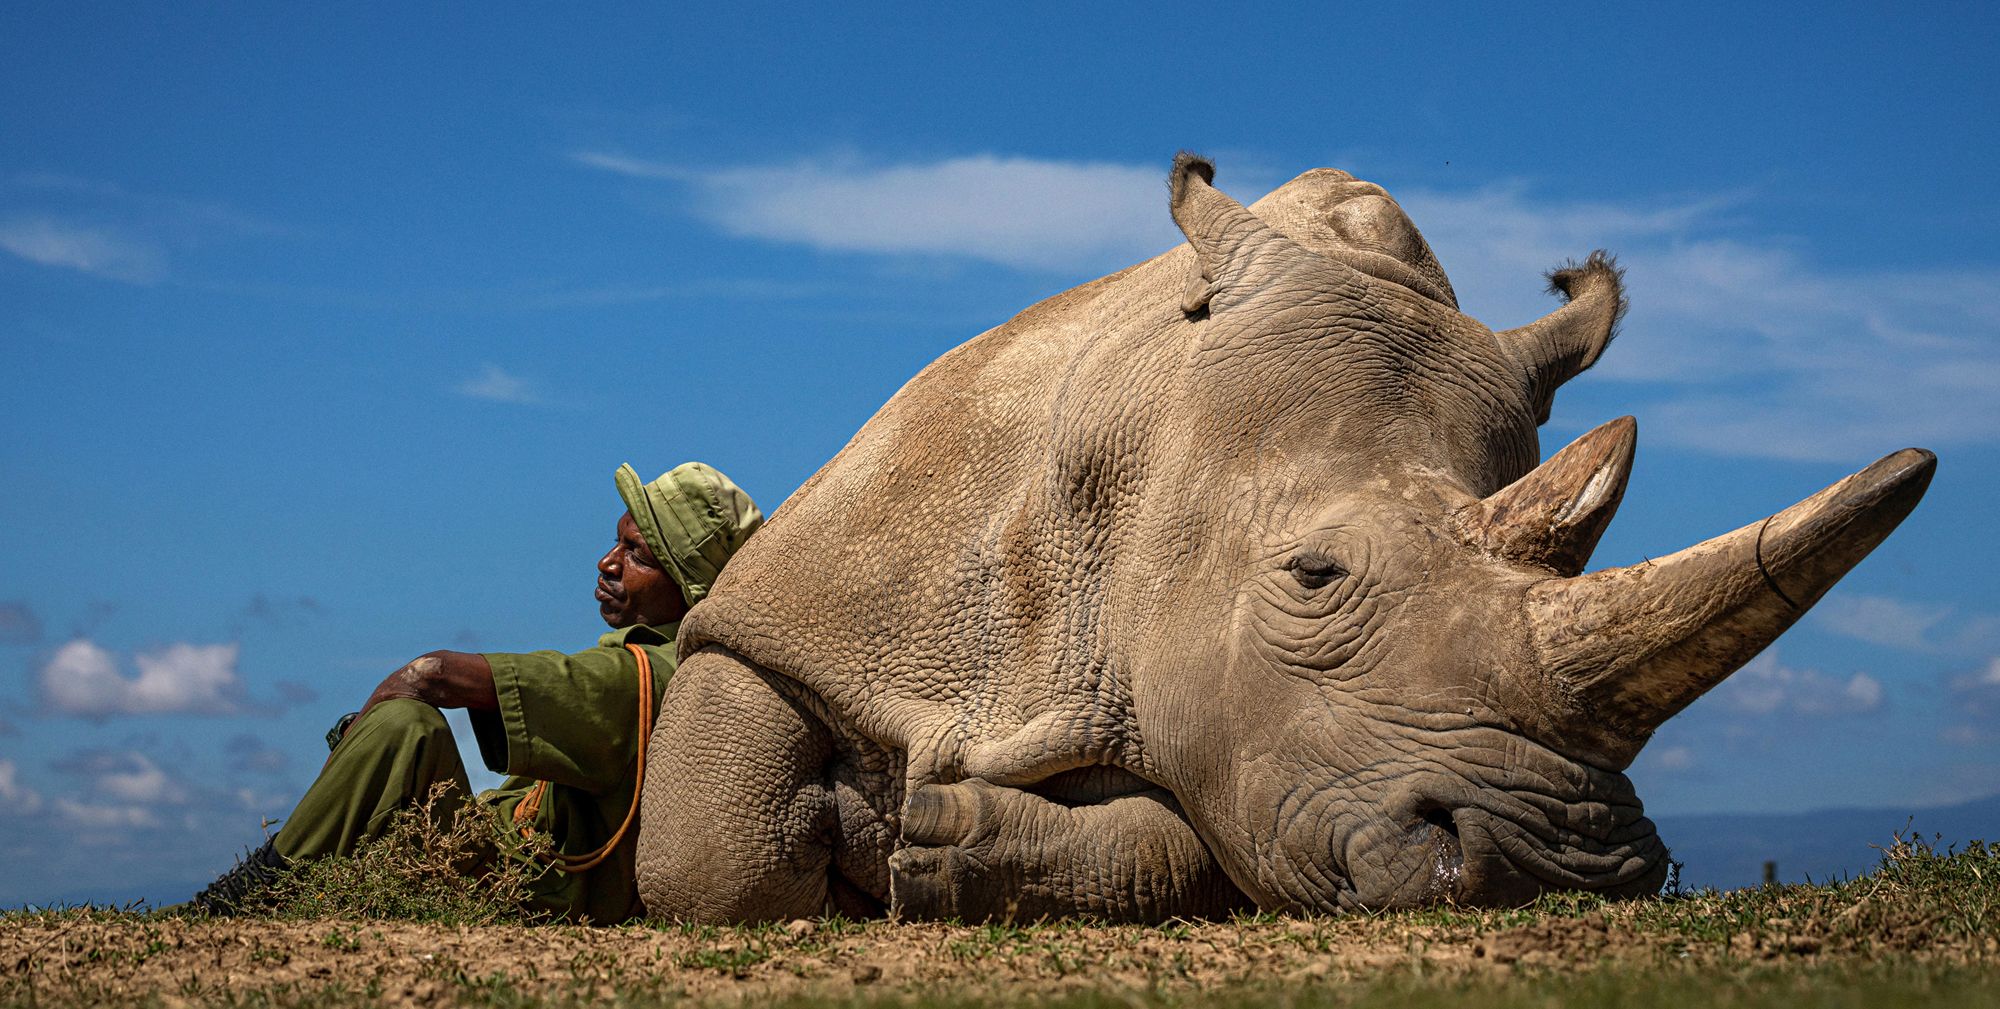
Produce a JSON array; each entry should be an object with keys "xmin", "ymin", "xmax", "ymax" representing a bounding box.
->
[{"xmin": 261, "ymin": 782, "xmax": 555, "ymax": 925}]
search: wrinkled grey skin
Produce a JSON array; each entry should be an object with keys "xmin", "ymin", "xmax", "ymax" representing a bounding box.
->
[{"xmin": 634, "ymin": 156, "xmax": 1935, "ymax": 923}]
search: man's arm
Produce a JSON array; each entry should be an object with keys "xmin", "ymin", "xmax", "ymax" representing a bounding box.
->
[{"xmin": 358, "ymin": 651, "xmax": 498, "ymax": 717}]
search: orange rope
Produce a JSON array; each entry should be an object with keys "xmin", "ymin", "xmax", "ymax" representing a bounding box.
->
[{"xmin": 511, "ymin": 642, "xmax": 654, "ymax": 874}]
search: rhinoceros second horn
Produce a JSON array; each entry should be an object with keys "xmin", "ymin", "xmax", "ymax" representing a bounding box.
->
[{"xmin": 1458, "ymin": 415, "xmax": 1638, "ymax": 576}]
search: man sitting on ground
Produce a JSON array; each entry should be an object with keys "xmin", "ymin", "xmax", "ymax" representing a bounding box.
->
[{"xmin": 191, "ymin": 461, "xmax": 762, "ymax": 922}]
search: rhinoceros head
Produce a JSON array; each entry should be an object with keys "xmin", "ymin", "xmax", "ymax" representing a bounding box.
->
[{"xmin": 1092, "ymin": 156, "xmax": 1934, "ymax": 911}]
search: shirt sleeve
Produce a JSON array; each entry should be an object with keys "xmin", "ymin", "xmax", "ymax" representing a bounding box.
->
[{"xmin": 468, "ymin": 643, "xmax": 668, "ymax": 794}]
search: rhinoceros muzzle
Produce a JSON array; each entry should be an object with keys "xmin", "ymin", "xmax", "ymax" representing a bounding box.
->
[
  {"xmin": 1325, "ymin": 800, "xmax": 1662, "ymax": 911},
  {"xmin": 1450, "ymin": 804, "xmax": 1667, "ymax": 905},
  {"xmin": 1274, "ymin": 745, "xmax": 1667, "ymax": 912}
]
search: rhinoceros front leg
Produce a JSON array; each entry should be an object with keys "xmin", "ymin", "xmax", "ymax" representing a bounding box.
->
[
  {"xmin": 889, "ymin": 779, "xmax": 1250, "ymax": 923},
  {"xmin": 636, "ymin": 645, "xmax": 838, "ymax": 923}
]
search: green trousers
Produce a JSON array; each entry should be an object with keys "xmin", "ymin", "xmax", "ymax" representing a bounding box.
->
[
  {"xmin": 271, "ymin": 699, "xmax": 617, "ymax": 920},
  {"xmin": 274, "ymin": 699, "xmax": 474, "ymax": 861}
]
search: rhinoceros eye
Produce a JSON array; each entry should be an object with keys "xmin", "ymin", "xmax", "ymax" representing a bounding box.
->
[{"xmin": 1288, "ymin": 554, "xmax": 1348, "ymax": 590}]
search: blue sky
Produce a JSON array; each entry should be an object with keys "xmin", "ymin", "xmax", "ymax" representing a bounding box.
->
[{"xmin": 2, "ymin": 4, "xmax": 1996, "ymax": 905}]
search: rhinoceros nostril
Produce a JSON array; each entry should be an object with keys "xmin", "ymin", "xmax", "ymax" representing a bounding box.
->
[
  {"xmin": 1419, "ymin": 807, "xmax": 1466, "ymax": 902},
  {"xmin": 1421, "ymin": 806, "xmax": 1458, "ymax": 837}
]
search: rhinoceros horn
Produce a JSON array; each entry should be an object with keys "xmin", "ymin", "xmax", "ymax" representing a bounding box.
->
[
  {"xmin": 1496, "ymin": 254, "xmax": 1628, "ymax": 423},
  {"xmin": 1528, "ymin": 447, "xmax": 1937, "ymax": 767},
  {"xmin": 1459, "ymin": 415, "xmax": 1637, "ymax": 576}
]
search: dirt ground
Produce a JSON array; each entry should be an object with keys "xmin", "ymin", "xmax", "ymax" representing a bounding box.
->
[{"xmin": 8, "ymin": 900, "xmax": 1997, "ymax": 1008}]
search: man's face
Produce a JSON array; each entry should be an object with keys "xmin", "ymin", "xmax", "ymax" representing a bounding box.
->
[{"xmin": 597, "ymin": 511, "xmax": 690, "ymax": 629}]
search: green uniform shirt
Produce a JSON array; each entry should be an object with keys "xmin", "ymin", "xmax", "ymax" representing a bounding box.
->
[{"xmin": 469, "ymin": 621, "xmax": 679, "ymax": 923}]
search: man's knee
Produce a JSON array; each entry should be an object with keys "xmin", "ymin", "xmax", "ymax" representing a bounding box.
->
[{"xmin": 343, "ymin": 698, "xmax": 453, "ymax": 750}]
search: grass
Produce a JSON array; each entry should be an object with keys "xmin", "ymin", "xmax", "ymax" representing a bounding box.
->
[
  {"xmin": 258, "ymin": 782, "xmax": 556, "ymax": 925},
  {"xmin": 1, "ymin": 833, "xmax": 1994, "ymax": 1007}
]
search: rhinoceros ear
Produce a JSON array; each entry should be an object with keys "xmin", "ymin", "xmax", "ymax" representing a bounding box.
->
[
  {"xmin": 1494, "ymin": 252, "xmax": 1627, "ymax": 424},
  {"xmin": 1168, "ymin": 152, "xmax": 1294, "ymax": 316},
  {"xmin": 1458, "ymin": 416, "xmax": 1635, "ymax": 576}
]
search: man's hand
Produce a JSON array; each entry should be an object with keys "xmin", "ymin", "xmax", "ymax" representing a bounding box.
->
[{"xmin": 358, "ymin": 651, "xmax": 498, "ymax": 721}]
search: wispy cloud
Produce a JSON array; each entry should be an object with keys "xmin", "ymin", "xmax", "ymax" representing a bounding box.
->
[
  {"xmin": 1643, "ymin": 745, "xmax": 1696, "ymax": 772},
  {"xmin": 523, "ymin": 276, "xmax": 833, "ymax": 309},
  {"xmin": 54, "ymin": 797, "xmax": 162, "ymax": 830},
  {"xmin": 0, "ymin": 759, "xmax": 43, "ymax": 815},
  {"xmin": 1400, "ymin": 186, "xmax": 2000, "ymax": 462},
  {"xmin": 41, "ymin": 750, "xmax": 195, "ymax": 832},
  {"xmin": 455, "ymin": 362, "xmax": 543, "ymax": 405},
  {"xmin": 571, "ymin": 150, "xmax": 685, "ymax": 181},
  {"xmin": 1711, "ymin": 649, "xmax": 1884, "ymax": 717},
  {"xmin": 36, "ymin": 639, "xmax": 297, "ymax": 718},
  {"xmin": 1812, "ymin": 594, "xmax": 1957, "ymax": 652},
  {"xmin": 575, "ymin": 150, "xmax": 1998, "ymax": 461},
  {"xmin": 0, "ymin": 216, "xmax": 166, "ymax": 282},
  {"xmin": 55, "ymin": 750, "xmax": 189, "ymax": 805},
  {"xmin": 0, "ymin": 173, "xmax": 281, "ymax": 285},
  {"xmin": 2, "ymin": 738, "xmax": 303, "ymax": 902},
  {"xmin": 1813, "ymin": 594, "xmax": 2000, "ymax": 656},
  {"xmin": 575, "ymin": 150, "xmax": 1179, "ymax": 273},
  {"xmin": 237, "ymin": 593, "xmax": 322, "ymax": 630},
  {"xmin": 0, "ymin": 602, "xmax": 40, "ymax": 646},
  {"xmin": 224, "ymin": 734, "xmax": 290, "ymax": 773},
  {"xmin": 1949, "ymin": 657, "xmax": 2000, "ymax": 716},
  {"xmin": 1940, "ymin": 658, "xmax": 2000, "ymax": 746}
]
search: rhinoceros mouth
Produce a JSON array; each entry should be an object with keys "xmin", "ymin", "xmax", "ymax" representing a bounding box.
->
[
  {"xmin": 1450, "ymin": 803, "xmax": 1668, "ymax": 900},
  {"xmin": 1275, "ymin": 759, "xmax": 1667, "ymax": 911}
]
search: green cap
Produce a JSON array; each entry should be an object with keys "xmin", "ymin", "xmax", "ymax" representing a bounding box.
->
[{"xmin": 614, "ymin": 461, "xmax": 763, "ymax": 608}]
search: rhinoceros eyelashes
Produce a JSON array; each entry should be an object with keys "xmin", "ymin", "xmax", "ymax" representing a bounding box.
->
[{"xmin": 1288, "ymin": 555, "xmax": 1349, "ymax": 590}]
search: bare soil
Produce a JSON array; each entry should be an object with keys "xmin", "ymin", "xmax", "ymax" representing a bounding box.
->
[{"xmin": 7, "ymin": 899, "xmax": 1997, "ymax": 1008}]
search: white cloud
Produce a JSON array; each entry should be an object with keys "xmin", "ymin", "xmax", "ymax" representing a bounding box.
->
[
  {"xmin": 1972, "ymin": 657, "xmax": 2000, "ymax": 688},
  {"xmin": 1714, "ymin": 649, "xmax": 1884, "ymax": 717},
  {"xmin": 577, "ymin": 151, "xmax": 1179, "ymax": 273},
  {"xmin": 1400, "ymin": 186, "xmax": 2000, "ymax": 462},
  {"xmin": 1947, "ymin": 657, "xmax": 2000, "ymax": 722},
  {"xmin": 0, "ymin": 216, "xmax": 165, "ymax": 282},
  {"xmin": 0, "ymin": 174, "xmax": 281, "ymax": 288},
  {"xmin": 1941, "ymin": 724, "xmax": 1987, "ymax": 747},
  {"xmin": 38, "ymin": 638, "xmax": 251, "ymax": 717},
  {"xmin": 577, "ymin": 149, "xmax": 2000, "ymax": 461},
  {"xmin": 0, "ymin": 759, "xmax": 43, "ymax": 814},
  {"xmin": 1649, "ymin": 745, "xmax": 1695, "ymax": 771},
  {"xmin": 93, "ymin": 753, "xmax": 186, "ymax": 805},
  {"xmin": 571, "ymin": 150, "xmax": 684, "ymax": 181},
  {"xmin": 55, "ymin": 797, "xmax": 160, "ymax": 830},
  {"xmin": 456, "ymin": 362, "xmax": 542, "ymax": 405},
  {"xmin": 1813, "ymin": 594, "xmax": 1956, "ymax": 652}
]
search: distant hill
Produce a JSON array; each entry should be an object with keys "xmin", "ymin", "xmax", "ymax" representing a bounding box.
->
[{"xmin": 1652, "ymin": 792, "xmax": 2000, "ymax": 891}]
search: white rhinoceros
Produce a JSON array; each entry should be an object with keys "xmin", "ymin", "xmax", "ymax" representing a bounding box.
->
[{"xmin": 633, "ymin": 155, "xmax": 1935, "ymax": 922}]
